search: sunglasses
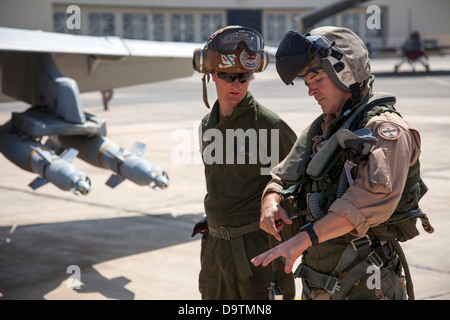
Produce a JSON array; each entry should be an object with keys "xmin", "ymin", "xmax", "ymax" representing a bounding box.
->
[{"xmin": 217, "ymin": 72, "xmax": 254, "ymax": 83}]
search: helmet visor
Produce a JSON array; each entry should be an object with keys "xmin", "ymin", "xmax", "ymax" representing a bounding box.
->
[
  {"xmin": 275, "ymin": 31, "xmax": 333, "ymax": 85},
  {"xmin": 211, "ymin": 28, "xmax": 264, "ymax": 53},
  {"xmin": 297, "ymin": 55, "xmax": 322, "ymax": 78}
]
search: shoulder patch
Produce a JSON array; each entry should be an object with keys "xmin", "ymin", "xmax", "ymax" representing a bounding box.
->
[{"xmin": 378, "ymin": 123, "xmax": 402, "ymax": 140}]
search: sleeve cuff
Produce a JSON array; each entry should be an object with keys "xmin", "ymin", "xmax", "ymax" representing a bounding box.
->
[{"xmin": 329, "ymin": 198, "xmax": 370, "ymax": 237}]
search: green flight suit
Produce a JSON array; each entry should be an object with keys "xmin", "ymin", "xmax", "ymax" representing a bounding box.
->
[{"xmin": 198, "ymin": 91, "xmax": 297, "ymax": 299}]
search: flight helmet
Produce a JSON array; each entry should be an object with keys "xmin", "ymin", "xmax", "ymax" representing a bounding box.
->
[
  {"xmin": 275, "ymin": 26, "xmax": 371, "ymax": 100},
  {"xmin": 193, "ymin": 25, "xmax": 269, "ymax": 108}
]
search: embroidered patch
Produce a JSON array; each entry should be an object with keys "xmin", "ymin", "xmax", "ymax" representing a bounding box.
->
[
  {"xmin": 239, "ymin": 50, "xmax": 259, "ymax": 70},
  {"xmin": 219, "ymin": 54, "xmax": 236, "ymax": 68},
  {"xmin": 378, "ymin": 123, "xmax": 401, "ymax": 140}
]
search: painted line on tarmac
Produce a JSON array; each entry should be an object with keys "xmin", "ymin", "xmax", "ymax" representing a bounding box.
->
[{"xmin": 425, "ymin": 76, "xmax": 450, "ymax": 88}]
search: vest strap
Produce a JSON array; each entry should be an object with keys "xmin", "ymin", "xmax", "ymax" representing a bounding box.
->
[
  {"xmin": 294, "ymin": 263, "xmax": 342, "ymax": 294},
  {"xmin": 295, "ymin": 235, "xmax": 388, "ymax": 299},
  {"xmin": 306, "ymin": 93, "xmax": 396, "ymax": 180}
]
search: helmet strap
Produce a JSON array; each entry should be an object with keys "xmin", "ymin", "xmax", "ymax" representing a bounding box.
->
[
  {"xmin": 350, "ymin": 83, "xmax": 363, "ymax": 103},
  {"xmin": 202, "ymin": 73, "xmax": 211, "ymax": 108},
  {"xmin": 349, "ymin": 78, "xmax": 369, "ymax": 103},
  {"xmin": 338, "ymin": 79, "xmax": 369, "ymax": 120}
]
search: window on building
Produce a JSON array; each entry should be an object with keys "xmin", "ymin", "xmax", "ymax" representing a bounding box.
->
[
  {"xmin": 341, "ymin": 12, "xmax": 361, "ymax": 36},
  {"xmin": 365, "ymin": 9, "xmax": 385, "ymax": 51},
  {"xmin": 123, "ymin": 13, "xmax": 148, "ymax": 40},
  {"xmin": 291, "ymin": 14, "xmax": 302, "ymax": 31},
  {"xmin": 366, "ymin": 10, "xmax": 384, "ymax": 39},
  {"xmin": 151, "ymin": 13, "xmax": 165, "ymax": 41},
  {"xmin": 53, "ymin": 11, "xmax": 81, "ymax": 34},
  {"xmin": 266, "ymin": 14, "xmax": 286, "ymax": 43},
  {"xmin": 171, "ymin": 14, "xmax": 194, "ymax": 42},
  {"xmin": 200, "ymin": 14, "xmax": 223, "ymax": 41},
  {"xmin": 88, "ymin": 12, "xmax": 115, "ymax": 36},
  {"xmin": 311, "ymin": 15, "xmax": 337, "ymax": 30}
]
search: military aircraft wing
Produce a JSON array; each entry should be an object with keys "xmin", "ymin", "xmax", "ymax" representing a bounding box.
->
[
  {"xmin": 0, "ymin": 27, "xmax": 200, "ymax": 194},
  {"xmin": 0, "ymin": 26, "xmax": 201, "ymax": 102}
]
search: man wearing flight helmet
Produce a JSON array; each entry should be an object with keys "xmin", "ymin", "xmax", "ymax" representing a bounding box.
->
[
  {"xmin": 252, "ymin": 27, "xmax": 431, "ymax": 300},
  {"xmin": 192, "ymin": 26, "xmax": 297, "ymax": 299}
]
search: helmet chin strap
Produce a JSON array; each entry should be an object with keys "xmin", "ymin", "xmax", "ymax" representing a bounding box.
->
[
  {"xmin": 350, "ymin": 82, "xmax": 363, "ymax": 104},
  {"xmin": 339, "ymin": 83, "xmax": 364, "ymax": 116},
  {"xmin": 342, "ymin": 77, "xmax": 370, "ymax": 114},
  {"xmin": 202, "ymin": 73, "xmax": 211, "ymax": 108}
]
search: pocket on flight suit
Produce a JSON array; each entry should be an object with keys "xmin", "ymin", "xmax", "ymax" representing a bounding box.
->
[{"xmin": 363, "ymin": 147, "xmax": 393, "ymax": 193}]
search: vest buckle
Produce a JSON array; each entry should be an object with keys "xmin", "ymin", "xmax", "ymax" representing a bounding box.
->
[
  {"xmin": 220, "ymin": 227, "xmax": 231, "ymax": 240},
  {"xmin": 324, "ymin": 276, "xmax": 341, "ymax": 294},
  {"xmin": 351, "ymin": 234, "xmax": 372, "ymax": 251}
]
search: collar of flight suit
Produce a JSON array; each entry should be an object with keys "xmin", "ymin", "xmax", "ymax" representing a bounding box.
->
[{"xmin": 207, "ymin": 91, "xmax": 256, "ymax": 128}]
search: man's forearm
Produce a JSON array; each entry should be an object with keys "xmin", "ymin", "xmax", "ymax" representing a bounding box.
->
[{"xmin": 306, "ymin": 211, "xmax": 355, "ymax": 245}]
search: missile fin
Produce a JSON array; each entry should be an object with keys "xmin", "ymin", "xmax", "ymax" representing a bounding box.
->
[
  {"xmin": 59, "ymin": 148, "xmax": 79, "ymax": 163},
  {"xmin": 129, "ymin": 142, "xmax": 146, "ymax": 157},
  {"xmin": 106, "ymin": 174, "xmax": 125, "ymax": 188},
  {"xmin": 31, "ymin": 146, "xmax": 53, "ymax": 164},
  {"xmin": 104, "ymin": 148, "xmax": 125, "ymax": 162},
  {"xmin": 28, "ymin": 176, "xmax": 49, "ymax": 190}
]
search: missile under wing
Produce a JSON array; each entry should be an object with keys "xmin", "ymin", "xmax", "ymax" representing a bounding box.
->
[{"xmin": 0, "ymin": 27, "xmax": 200, "ymax": 194}]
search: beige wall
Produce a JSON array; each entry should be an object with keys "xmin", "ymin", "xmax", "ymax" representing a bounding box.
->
[
  {"xmin": 367, "ymin": 0, "xmax": 450, "ymax": 46},
  {"xmin": 0, "ymin": 0, "xmax": 54, "ymax": 31}
]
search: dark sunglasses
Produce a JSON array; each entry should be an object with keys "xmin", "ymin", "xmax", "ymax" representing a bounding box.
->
[{"xmin": 217, "ymin": 71, "xmax": 253, "ymax": 84}]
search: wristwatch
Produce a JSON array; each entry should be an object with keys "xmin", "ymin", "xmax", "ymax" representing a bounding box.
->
[{"xmin": 300, "ymin": 223, "xmax": 319, "ymax": 246}]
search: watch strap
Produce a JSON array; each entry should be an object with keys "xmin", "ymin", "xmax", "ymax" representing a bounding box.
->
[{"xmin": 300, "ymin": 222, "xmax": 319, "ymax": 246}]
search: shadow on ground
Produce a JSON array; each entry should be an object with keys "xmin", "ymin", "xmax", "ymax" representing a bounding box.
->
[{"xmin": 0, "ymin": 212, "xmax": 203, "ymax": 300}]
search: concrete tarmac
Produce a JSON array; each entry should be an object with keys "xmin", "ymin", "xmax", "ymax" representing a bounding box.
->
[{"xmin": 0, "ymin": 56, "xmax": 449, "ymax": 300}]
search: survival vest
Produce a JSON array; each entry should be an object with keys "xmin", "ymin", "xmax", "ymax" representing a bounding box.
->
[{"xmin": 278, "ymin": 91, "xmax": 431, "ymax": 243}]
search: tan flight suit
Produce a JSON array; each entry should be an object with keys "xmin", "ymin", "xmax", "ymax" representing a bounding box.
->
[
  {"xmin": 198, "ymin": 91, "xmax": 297, "ymax": 300},
  {"xmin": 263, "ymin": 87, "xmax": 423, "ymax": 300}
]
